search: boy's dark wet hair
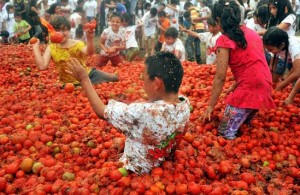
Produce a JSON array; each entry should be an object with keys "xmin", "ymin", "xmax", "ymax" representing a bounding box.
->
[
  {"xmin": 263, "ymin": 27, "xmax": 289, "ymax": 66},
  {"xmin": 165, "ymin": 27, "xmax": 178, "ymax": 39},
  {"xmin": 150, "ymin": 7, "xmax": 158, "ymax": 17},
  {"xmin": 145, "ymin": 52, "xmax": 183, "ymax": 94},
  {"xmin": 110, "ymin": 12, "xmax": 123, "ymax": 21},
  {"xmin": 207, "ymin": 18, "xmax": 217, "ymax": 26},
  {"xmin": 157, "ymin": 10, "xmax": 166, "ymax": 18},
  {"xmin": 122, "ymin": 13, "xmax": 133, "ymax": 26},
  {"xmin": 50, "ymin": 16, "xmax": 71, "ymax": 31},
  {"xmin": 212, "ymin": 0, "xmax": 247, "ymax": 49}
]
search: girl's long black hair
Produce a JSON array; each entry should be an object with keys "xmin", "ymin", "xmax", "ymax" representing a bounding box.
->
[
  {"xmin": 263, "ymin": 27, "xmax": 289, "ymax": 68},
  {"xmin": 212, "ymin": 0, "xmax": 247, "ymax": 49},
  {"xmin": 267, "ymin": 0, "xmax": 296, "ymax": 28}
]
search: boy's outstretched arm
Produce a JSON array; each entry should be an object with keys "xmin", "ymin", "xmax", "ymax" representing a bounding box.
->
[
  {"xmin": 66, "ymin": 58, "xmax": 106, "ymax": 119},
  {"xmin": 180, "ymin": 26, "xmax": 200, "ymax": 38},
  {"xmin": 32, "ymin": 40, "xmax": 51, "ymax": 70}
]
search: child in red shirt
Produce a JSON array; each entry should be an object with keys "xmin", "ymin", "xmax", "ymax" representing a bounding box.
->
[{"xmin": 201, "ymin": 0, "xmax": 275, "ymax": 139}]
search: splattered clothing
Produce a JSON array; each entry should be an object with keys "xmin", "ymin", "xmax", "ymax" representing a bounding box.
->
[
  {"xmin": 104, "ymin": 96, "xmax": 190, "ymax": 174},
  {"xmin": 218, "ymin": 105, "xmax": 257, "ymax": 140},
  {"xmin": 50, "ymin": 41, "xmax": 90, "ymax": 84}
]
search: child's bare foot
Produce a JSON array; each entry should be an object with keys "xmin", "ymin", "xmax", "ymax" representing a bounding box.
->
[{"xmin": 284, "ymin": 97, "xmax": 294, "ymax": 105}]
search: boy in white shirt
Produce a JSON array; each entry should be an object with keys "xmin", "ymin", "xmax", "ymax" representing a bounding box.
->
[
  {"xmin": 181, "ymin": 18, "xmax": 221, "ymax": 64},
  {"xmin": 65, "ymin": 52, "xmax": 190, "ymax": 174},
  {"xmin": 161, "ymin": 27, "xmax": 185, "ymax": 62},
  {"xmin": 83, "ymin": 0, "xmax": 98, "ymax": 21}
]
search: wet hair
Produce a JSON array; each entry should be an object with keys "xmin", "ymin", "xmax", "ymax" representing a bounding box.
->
[
  {"xmin": 110, "ymin": 12, "xmax": 123, "ymax": 21},
  {"xmin": 47, "ymin": 3, "xmax": 60, "ymax": 15},
  {"xmin": 207, "ymin": 18, "xmax": 217, "ymax": 26},
  {"xmin": 212, "ymin": 0, "xmax": 247, "ymax": 49},
  {"xmin": 254, "ymin": 4, "xmax": 269, "ymax": 26},
  {"xmin": 75, "ymin": 24, "xmax": 84, "ymax": 38},
  {"xmin": 267, "ymin": 0, "xmax": 295, "ymax": 28},
  {"xmin": 263, "ymin": 27, "xmax": 289, "ymax": 66},
  {"xmin": 165, "ymin": 27, "xmax": 178, "ymax": 39},
  {"xmin": 145, "ymin": 52, "xmax": 183, "ymax": 94},
  {"xmin": 150, "ymin": 7, "xmax": 158, "ymax": 17},
  {"xmin": 183, "ymin": 1, "xmax": 193, "ymax": 10},
  {"xmin": 122, "ymin": 13, "xmax": 133, "ymax": 26},
  {"xmin": 50, "ymin": 16, "xmax": 71, "ymax": 31},
  {"xmin": 157, "ymin": 10, "xmax": 166, "ymax": 18}
]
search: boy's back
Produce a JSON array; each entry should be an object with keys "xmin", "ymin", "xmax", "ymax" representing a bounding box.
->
[{"xmin": 104, "ymin": 96, "xmax": 190, "ymax": 173}]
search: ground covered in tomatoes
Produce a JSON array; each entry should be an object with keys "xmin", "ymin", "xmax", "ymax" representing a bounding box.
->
[{"xmin": 0, "ymin": 44, "xmax": 300, "ymax": 194}]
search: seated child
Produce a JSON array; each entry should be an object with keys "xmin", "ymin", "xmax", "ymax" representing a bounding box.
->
[
  {"xmin": 99, "ymin": 12, "xmax": 126, "ymax": 66},
  {"xmin": 14, "ymin": 12, "xmax": 32, "ymax": 44},
  {"xmin": 32, "ymin": 16, "xmax": 118, "ymax": 86},
  {"xmin": 65, "ymin": 52, "xmax": 190, "ymax": 174},
  {"xmin": 181, "ymin": 18, "xmax": 222, "ymax": 64},
  {"xmin": 161, "ymin": 27, "xmax": 186, "ymax": 62}
]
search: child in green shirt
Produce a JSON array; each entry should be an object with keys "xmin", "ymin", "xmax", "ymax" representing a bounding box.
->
[{"xmin": 14, "ymin": 12, "xmax": 32, "ymax": 44}]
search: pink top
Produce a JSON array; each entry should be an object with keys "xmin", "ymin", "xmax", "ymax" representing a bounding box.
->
[{"xmin": 216, "ymin": 26, "xmax": 275, "ymax": 109}]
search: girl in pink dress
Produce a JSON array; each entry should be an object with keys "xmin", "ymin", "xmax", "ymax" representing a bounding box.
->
[{"xmin": 201, "ymin": 0, "xmax": 275, "ymax": 140}]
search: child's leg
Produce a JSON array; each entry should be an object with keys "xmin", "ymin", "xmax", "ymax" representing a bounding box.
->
[
  {"xmin": 150, "ymin": 37, "xmax": 155, "ymax": 56},
  {"xmin": 89, "ymin": 68, "xmax": 118, "ymax": 84},
  {"xmin": 185, "ymin": 36, "xmax": 195, "ymax": 61},
  {"xmin": 144, "ymin": 36, "xmax": 149, "ymax": 57},
  {"xmin": 110, "ymin": 54, "xmax": 123, "ymax": 66},
  {"xmin": 285, "ymin": 77, "xmax": 300, "ymax": 104},
  {"xmin": 218, "ymin": 105, "xmax": 256, "ymax": 140},
  {"xmin": 98, "ymin": 56, "xmax": 110, "ymax": 66},
  {"xmin": 194, "ymin": 37, "xmax": 201, "ymax": 64}
]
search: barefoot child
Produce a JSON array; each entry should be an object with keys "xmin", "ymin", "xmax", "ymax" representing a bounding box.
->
[
  {"xmin": 66, "ymin": 52, "xmax": 190, "ymax": 174},
  {"xmin": 98, "ymin": 12, "xmax": 126, "ymax": 66},
  {"xmin": 32, "ymin": 16, "xmax": 118, "ymax": 86}
]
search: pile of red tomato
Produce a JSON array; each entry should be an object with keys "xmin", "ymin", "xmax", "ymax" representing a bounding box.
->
[{"xmin": 0, "ymin": 44, "xmax": 299, "ymax": 194}]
